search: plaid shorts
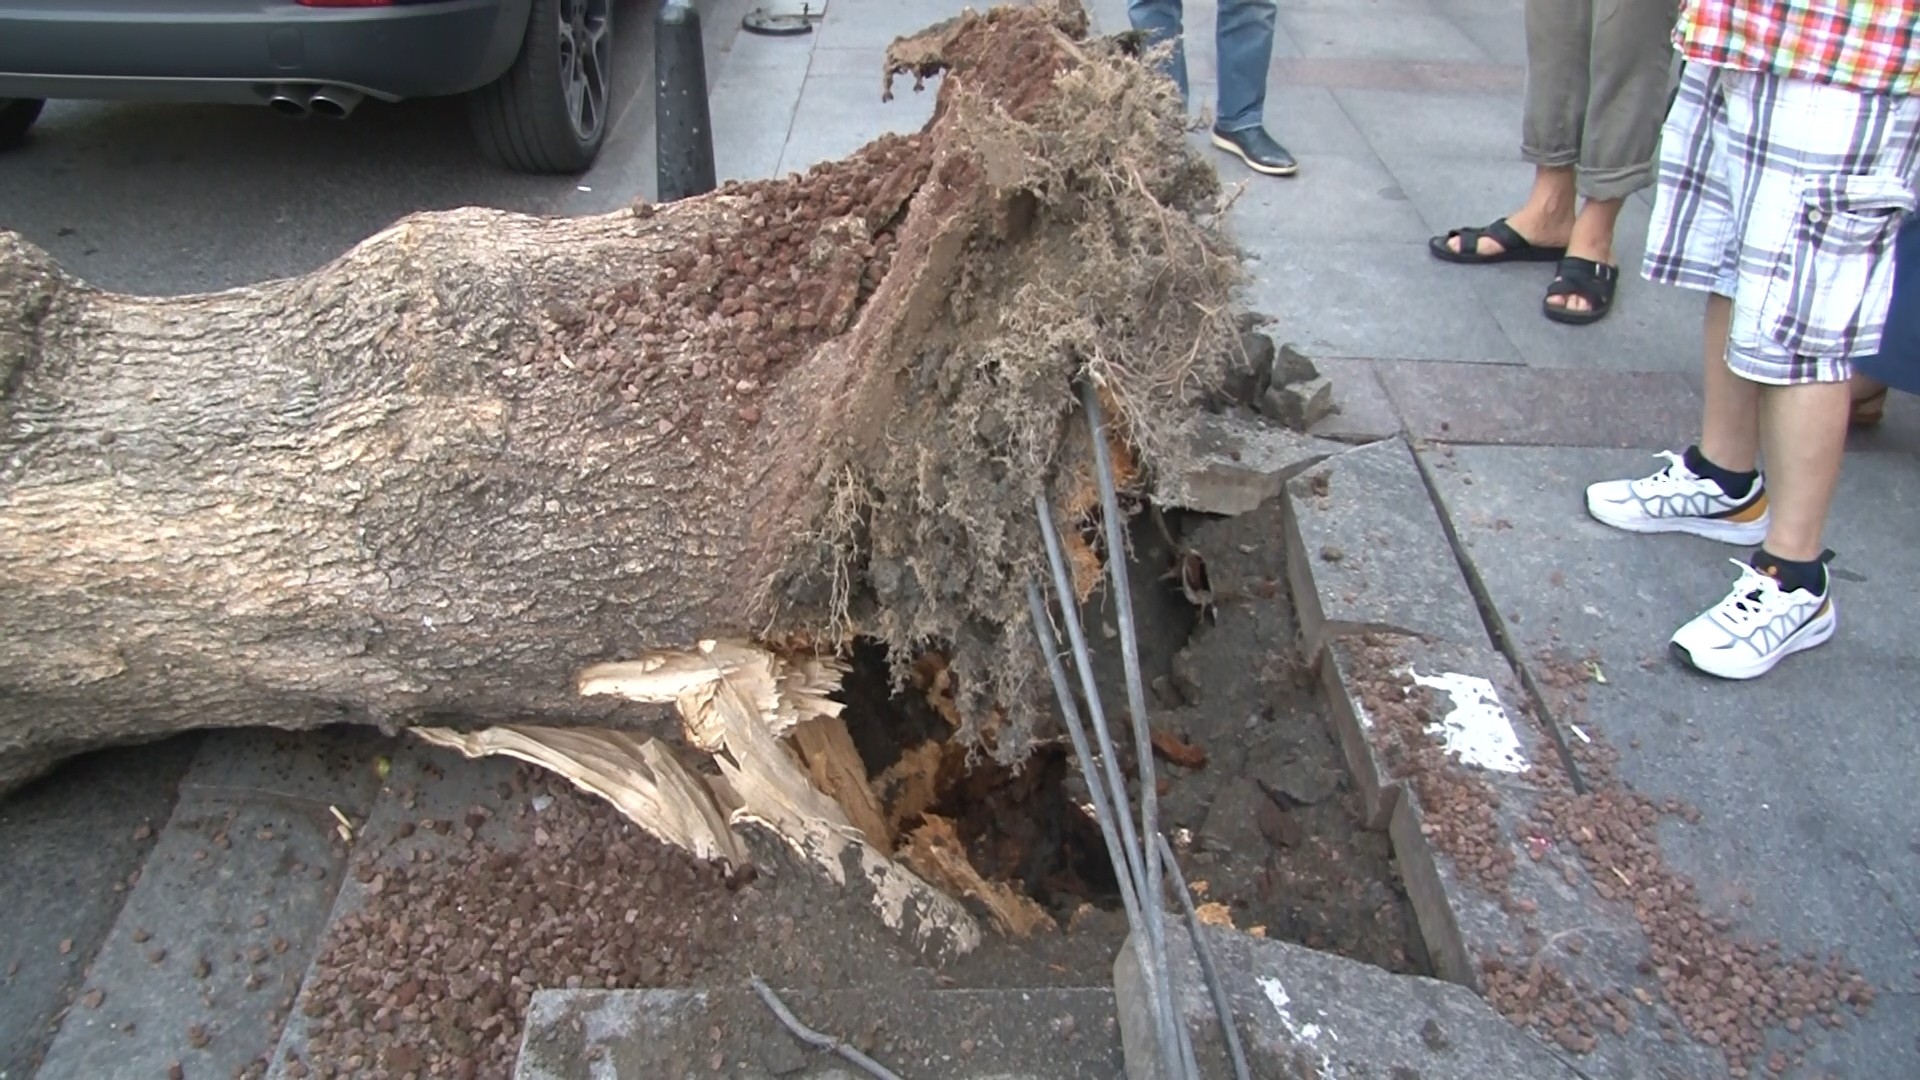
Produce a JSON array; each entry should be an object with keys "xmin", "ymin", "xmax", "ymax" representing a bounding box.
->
[{"xmin": 1644, "ymin": 63, "xmax": 1920, "ymax": 385}]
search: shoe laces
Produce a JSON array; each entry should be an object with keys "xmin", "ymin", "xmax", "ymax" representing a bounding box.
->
[
  {"xmin": 1712, "ymin": 560, "xmax": 1793, "ymax": 629},
  {"xmin": 1629, "ymin": 450, "xmax": 1703, "ymax": 496}
]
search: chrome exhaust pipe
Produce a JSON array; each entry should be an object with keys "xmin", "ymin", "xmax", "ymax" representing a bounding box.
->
[
  {"xmin": 267, "ymin": 84, "xmax": 313, "ymax": 118},
  {"xmin": 308, "ymin": 86, "xmax": 364, "ymax": 120}
]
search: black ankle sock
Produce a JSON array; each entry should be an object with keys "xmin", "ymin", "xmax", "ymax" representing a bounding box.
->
[
  {"xmin": 1684, "ymin": 445, "xmax": 1758, "ymax": 500},
  {"xmin": 1752, "ymin": 549, "xmax": 1828, "ymax": 596}
]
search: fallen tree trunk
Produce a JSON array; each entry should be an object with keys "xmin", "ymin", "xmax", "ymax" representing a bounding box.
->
[{"xmin": 0, "ymin": 1, "xmax": 1239, "ymax": 793}]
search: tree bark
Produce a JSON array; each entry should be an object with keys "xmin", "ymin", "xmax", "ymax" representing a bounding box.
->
[{"xmin": 0, "ymin": 1, "xmax": 1239, "ymax": 793}]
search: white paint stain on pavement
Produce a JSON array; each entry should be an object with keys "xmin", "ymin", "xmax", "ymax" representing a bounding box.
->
[
  {"xmin": 1258, "ymin": 976, "xmax": 1336, "ymax": 1075},
  {"xmin": 1409, "ymin": 669, "xmax": 1529, "ymax": 774}
]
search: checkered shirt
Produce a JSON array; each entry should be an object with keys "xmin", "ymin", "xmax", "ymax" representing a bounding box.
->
[{"xmin": 1675, "ymin": 0, "xmax": 1920, "ymax": 96}]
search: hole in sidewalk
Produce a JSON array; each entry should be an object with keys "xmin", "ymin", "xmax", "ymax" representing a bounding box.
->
[{"xmin": 838, "ymin": 638, "xmax": 1124, "ymax": 917}]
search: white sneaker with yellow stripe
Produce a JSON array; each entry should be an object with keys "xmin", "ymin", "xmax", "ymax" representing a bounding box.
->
[
  {"xmin": 1584, "ymin": 450, "xmax": 1769, "ymax": 545},
  {"xmin": 1671, "ymin": 559, "xmax": 1835, "ymax": 679}
]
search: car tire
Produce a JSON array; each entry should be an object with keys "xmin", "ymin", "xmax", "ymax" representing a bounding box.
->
[
  {"xmin": 469, "ymin": 0, "xmax": 612, "ymax": 174},
  {"xmin": 0, "ymin": 98, "xmax": 46, "ymax": 151}
]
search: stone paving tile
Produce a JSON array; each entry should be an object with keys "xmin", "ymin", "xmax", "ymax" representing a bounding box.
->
[
  {"xmin": 514, "ymin": 986, "xmax": 1122, "ymax": 1079},
  {"xmin": 0, "ymin": 739, "xmax": 200, "ymax": 1080},
  {"xmin": 1428, "ymin": 444, "xmax": 1920, "ymax": 1079},
  {"xmin": 708, "ymin": 26, "xmax": 813, "ymax": 182},
  {"xmin": 1449, "ymin": 10, "xmax": 1530, "ymax": 61},
  {"xmin": 1223, "ymin": 150, "xmax": 1431, "ymax": 244},
  {"xmin": 811, "ymin": 0, "xmax": 982, "ymax": 51},
  {"xmin": 1282, "ymin": 436, "xmax": 1489, "ymax": 654},
  {"xmin": 1281, "ymin": 5, "xmax": 1494, "ymax": 64},
  {"xmin": 1238, "ymin": 239, "xmax": 1523, "ymax": 363},
  {"xmin": 1377, "ymin": 361, "xmax": 1703, "ymax": 448},
  {"xmin": 1117, "ymin": 918, "xmax": 1586, "ymax": 1080},
  {"xmin": 1259, "ymin": 84, "xmax": 1375, "ymax": 157},
  {"xmin": 268, "ymin": 744, "xmax": 526, "ymax": 1080},
  {"xmin": 1333, "ymin": 86, "xmax": 1525, "ymax": 170},
  {"xmin": 1300, "ymin": 357, "xmax": 1403, "ymax": 443},
  {"xmin": 776, "ymin": 72, "xmax": 938, "ymax": 174},
  {"xmin": 34, "ymin": 729, "xmax": 387, "ymax": 1080}
]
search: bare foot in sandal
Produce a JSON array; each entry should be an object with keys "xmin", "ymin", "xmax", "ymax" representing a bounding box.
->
[
  {"xmin": 1544, "ymin": 198, "xmax": 1624, "ymax": 321},
  {"xmin": 1433, "ymin": 166, "xmax": 1576, "ymax": 259}
]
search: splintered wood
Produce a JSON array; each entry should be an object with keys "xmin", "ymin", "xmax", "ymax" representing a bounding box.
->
[
  {"xmin": 416, "ymin": 639, "xmax": 986, "ymax": 958},
  {"xmin": 903, "ymin": 815, "xmax": 1055, "ymax": 937}
]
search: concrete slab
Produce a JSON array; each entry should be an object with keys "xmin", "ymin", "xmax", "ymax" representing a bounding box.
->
[
  {"xmin": 812, "ymin": 0, "xmax": 988, "ymax": 51},
  {"xmin": 1303, "ymin": 357, "xmax": 1402, "ymax": 443},
  {"xmin": 709, "ymin": 30, "xmax": 813, "ymax": 183},
  {"xmin": 1316, "ymin": 635, "xmax": 1539, "ymax": 832},
  {"xmin": 512, "ymin": 985, "xmax": 1123, "ymax": 1079},
  {"xmin": 1449, "ymin": 10, "xmax": 1530, "ymax": 62},
  {"xmin": 1256, "ymin": 85, "xmax": 1376, "ymax": 158},
  {"xmin": 1283, "ymin": 436, "xmax": 1489, "ymax": 653},
  {"xmin": 1238, "ymin": 239, "xmax": 1523, "ymax": 363},
  {"xmin": 267, "ymin": 743, "xmax": 526, "ymax": 1079},
  {"xmin": 1376, "ymin": 361, "xmax": 1703, "ymax": 448},
  {"xmin": 1430, "ymin": 444, "xmax": 1920, "ymax": 1078},
  {"xmin": 1223, "ymin": 151, "xmax": 1432, "ymax": 244},
  {"xmin": 1385, "ymin": 158, "xmax": 1705, "ymax": 376},
  {"xmin": 1115, "ymin": 919, "xmax": 1585, "ymax": 1080},
  {"xmin": 1332, "ymin": 86, "xmax": 1525, "ymax": 170},
  {"xmin": 0, "ymin": 739, "xmax": 199, "ymax": 1080},
  {"xmin": 33, "ymin": 728, "xmax": 386, "ymax": 1080},
  {"xmin": 777, "ymin": 73, "xmax": 938, "ymax": 174},
  {"xmin": 1154, "ymin": 412, "xmax": 1346, "ymax": 516},
  {"xmin": 1316, "ymin": 633, "xmax": 1726, "ymax": 1077},
  {"xmin": 1280, "ymin": 6, "xmax": 1491, "ymax": 64}
]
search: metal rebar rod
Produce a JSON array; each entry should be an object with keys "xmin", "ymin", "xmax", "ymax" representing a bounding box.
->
[
  {"xmin": 1032, "ymin": 493, "xmax": 1149, "ymax": 904},
  {"xmin": 1029, "ymin": 539, "xmax": 1185, "ymax": 1080},
  {"xmin": 751, "ymin": 977, "xmax": 906, "ymax": 1080},
  {"xmin": 1158, "ymin": 834, "xmax": 1252, "ymax": 1080},
  {"xmin": 1027, "ymin": 583, "xmax": 1186, "ymax": 1079},
  {"xmin": 1026, "ymin": 582, "xmax": 1142, "ymax": 924},
  {"xmin": 1079, "ymin": 381, "xmax": 1183, "ymax": 1067}
]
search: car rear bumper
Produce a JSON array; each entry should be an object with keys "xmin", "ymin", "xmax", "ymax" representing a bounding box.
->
[{"xmin": 0, "ymin": 0, "xmax": 533, "ymax": 104}]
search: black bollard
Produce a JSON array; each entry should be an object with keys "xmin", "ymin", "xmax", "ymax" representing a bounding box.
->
[{"xmin": 655, "ymin": 0, "xmax": 717, "ymax": 202}]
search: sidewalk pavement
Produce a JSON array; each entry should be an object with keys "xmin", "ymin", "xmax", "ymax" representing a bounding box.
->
[{"xmin": 707, "ymin": 0, "xmax": 1920, "ymax": 1075}]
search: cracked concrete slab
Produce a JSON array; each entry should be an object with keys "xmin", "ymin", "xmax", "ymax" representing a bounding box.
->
[
  {"xmin": 1283, "ymin": 436, "xmax": 1489, "ymax": 654},
  {"xmin": 513, "ymin": 985, "xmax": 1122, "ymax": 1079},
  {"xmin": 1115, "ymin": 919, "xmax": 1585, "ymax": 1080},
  {"xmin": 1426, "ymin": 443, "xmax": 1920, "ymax": 1079}
]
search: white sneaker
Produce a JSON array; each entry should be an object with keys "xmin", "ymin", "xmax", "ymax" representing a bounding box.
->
[
  {"xmin": 1670, "ymin": 560, "xmax": 1835, "ymax": 679},
  {"xmin": 1585, "ymin": 450, "xmax": 1769, "ymax": 545}
]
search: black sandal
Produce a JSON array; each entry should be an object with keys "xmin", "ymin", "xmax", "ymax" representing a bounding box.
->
[
  {"xmin": 1428, "ymin": 217, "xmax": 1569, "ymax": 265},
  {"xmin": 1543, "ymin": 256, "xmax": 1618, "ymax": 325}
]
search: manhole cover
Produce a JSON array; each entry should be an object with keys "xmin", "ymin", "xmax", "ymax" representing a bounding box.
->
[{"xmin": 742, "ymin": 9, "xmax": 813, "ymax": 36}]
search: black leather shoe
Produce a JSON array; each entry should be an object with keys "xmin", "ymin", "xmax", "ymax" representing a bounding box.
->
[{"xmin": 1211, "ymin": 125, "xmax": 1299, "ymax": 177}]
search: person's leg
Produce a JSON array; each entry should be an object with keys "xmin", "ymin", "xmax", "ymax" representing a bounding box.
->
[
  {"xmin": 1586, "ymin": 64, "xmax": 1767, "ymax": 543},
  {"xmin": 1213, "ymin": 0, "xmax": 1275, "ymax": 132},
  {"xmin": 1848, "ymin": 373, "xmax": 1890, "ymax": 427},
  {"xmin": 1547, "ymin": 0, "xmax": 1677, "ymax": 315},
  {"xmin": 1439, "ymin": 0, "xmax": 1586, "ymax": 256},
  {"xmin": 1698, "ymin": 292, "xmax": 1761, "ymax": 472},
  {"xmin": 1209, "ymin": 0, "xmax": 1296, "ymax": 176},
  {"xmin": 1664, "ymin": 71, "xmax": 1920, "ymax": 678},
  {"xmin": 1756, "ymin": 382, "xmax": 1851, "ymax": 561},
  {"xmin": 1127, "ymin": 0, "xmax": 1189, "ymax": 102}
]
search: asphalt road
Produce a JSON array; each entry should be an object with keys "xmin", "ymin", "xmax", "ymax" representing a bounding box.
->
[{"xmin": 0, "ymin": 0, "xmax": 755, "ymax": 296}]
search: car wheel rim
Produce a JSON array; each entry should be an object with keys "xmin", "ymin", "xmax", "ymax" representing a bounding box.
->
[{"xmin": 557, "ymin": 0, "xmax": 611, "ymax": 143}]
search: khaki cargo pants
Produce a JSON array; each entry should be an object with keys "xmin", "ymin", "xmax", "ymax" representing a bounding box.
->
[{"xmin": 1522, "ymin": 0, "xmax": 1680, "ymax": 201}]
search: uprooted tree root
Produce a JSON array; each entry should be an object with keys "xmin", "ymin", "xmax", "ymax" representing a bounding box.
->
[{"xmin": 775, "ymin": 3, "xmax": 1242, "ymax": 760}]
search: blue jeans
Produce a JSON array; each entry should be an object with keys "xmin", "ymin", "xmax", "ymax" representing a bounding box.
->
[{"xmin": 1127, "ymin": 0, "xmax": 1278, "ymax": 133}]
